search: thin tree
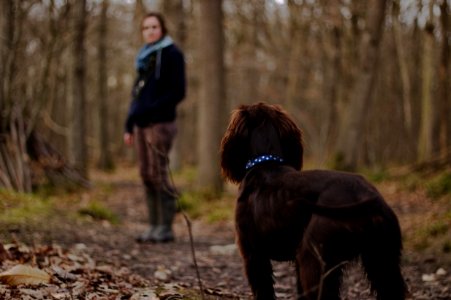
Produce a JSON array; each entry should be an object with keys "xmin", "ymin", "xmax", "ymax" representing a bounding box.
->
[
  {"xmin": 0, "ymin": 1, "xmax": 32, "ymax": 192},
  {"xmin": 162, "ymin": 0, "xmax": 187, "ymax": 171},
  {"xmin": 392, "ymin": 0, "xmax": 413, "ymax": 136},
  {"xmin": 0, "ymin": 1, "xmax": 9, "ymax": 133},
  {"xmin": 418, "ymin": 1, "xmax": 436, "ymax": 163},
  {"xmin": 197, "ymin": 0, "xmax": 225, "ymax": 193},
  {"xmin": 325, "ymin": 5, "xmax": 342, "ymax": 159},
  {"xmin": 70, "ymin": 0, "xmax": 88, "ymax": 177},
  {"xmin": 335, "ymin": 0, "xmax": 388, "ymax": 171},
  {"xmin": 438, "ymin": 0, "xmax": 450, "ymax": 155},
  {"xmin": 134, "ymin": 0, "xmax": 146, "ymax": 47},
  {"xmin": 97, "ymin": 0, "xmax": 114, "ymax": 171}
]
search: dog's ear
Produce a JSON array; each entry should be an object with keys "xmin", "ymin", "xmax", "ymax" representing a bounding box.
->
[
  {"xmin": 220, "ymin": 108, "xmax": 249, "ymax": 183},
  {"xmin": 272, "ymin": 105, "xmax": 304, "ymax": 170}
]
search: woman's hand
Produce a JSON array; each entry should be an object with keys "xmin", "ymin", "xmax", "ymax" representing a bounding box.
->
[{"xmin": 124, "ymin": 133, "xmax": 134, "ymax": 146}]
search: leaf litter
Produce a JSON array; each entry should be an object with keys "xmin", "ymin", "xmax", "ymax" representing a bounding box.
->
[{"xmin": 0, "ymin": 170, "xmax": 450, "ymax": 299}]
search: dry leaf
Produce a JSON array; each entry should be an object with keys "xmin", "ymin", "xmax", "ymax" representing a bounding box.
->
[
  {"xmin": 130, "ymin": 289, "xmax": 159, "ymax": 300},
  {"xmin": 0, "ymin": 264, "xmax": 51, "ymax": 286},
  {"xmin": 0, "ymin": 243, "xmax": 10, "ymax": 261}
]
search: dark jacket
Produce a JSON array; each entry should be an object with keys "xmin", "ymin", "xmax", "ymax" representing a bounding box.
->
[{"xmin": 125, "ymin": 44, "xmax": 186, "ymax": 133}]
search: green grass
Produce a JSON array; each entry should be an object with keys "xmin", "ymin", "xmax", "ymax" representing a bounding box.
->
[
  {"xmin": 177, "ymin": 190, "xmax": 234, "ymax": 223},
  {"xmin": 78, "ymin": 200, "xmax": 120, "ymax": 224},
  {"xmin": 425, "ymin": 172, "xmax": 451, "ymax": 200},
  {"xmin": 360, "ymin": 167, "xmax": 391, "ymax": 183},
  {"xmin": 442, "ymin": 240, "xmax": 451, "ymax": 253},
  {"xmin": 0, "ymin": 182, "xmax": 119, "ymax": 227},
  {"xmin": 0, "ymin": 189, "xmax": 54, "ymax": 224},
  {"xmin": 410, "ymin": 212, "xmax": 451, "ymax": 254}
]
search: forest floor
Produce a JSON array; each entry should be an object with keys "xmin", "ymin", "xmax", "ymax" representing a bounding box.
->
[{"xmin": 0, "ymin": 165, "xmax": 450, "ymax": 299}]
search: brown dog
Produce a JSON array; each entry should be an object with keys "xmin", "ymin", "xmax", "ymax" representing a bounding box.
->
[{"xmin": 220, "ymin": 103, "xmax": 407, "ymax": 300}]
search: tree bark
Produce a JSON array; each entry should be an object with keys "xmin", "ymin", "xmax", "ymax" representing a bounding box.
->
[
  {"xmin": 418, "ymin": 2, "xmax": 436, "ymax": 163},
  {"xmin": 438, "ymin": 0, "xmax": 450, "ymax": 154},
  {"xmin": 197, "ymin": 0, "xmax": 225, "ymax": 193},
  {"xmin": 0, "ymin": 1, "xmax": 32, "ymax": 192},
  {"xmin": 162, "ymin": 0, "xmax": 188, "ymax": 171},
  {"xmin": 0, "ymin": 0, "xmax": 16, "ymax": 132},
  {"xmin": 240, "ymin": 0, "xmax": 262, "ymax": 107},
  {"xmin": 392, "ymin": 0, "xmax": 413, "ymax": 135},
  {"xmin": 70, "ymin": 0, "xmax": 88, "ymax": 177},
  {"xmin": 285, "ymin": 0, "xmax": 305, "ymax": 112},
  {"xmin": 97, "ymin": 0, "xmax": 114, "ymax": 171},
  {"xmin": 0, "ymin": 0, "xmax": 7, "ymax": 122},
  {"xmin": 335, "ymin": 0, "xmax": 388, "ymax": 171},
  {"xmin": 27, "ymin": 131, "xmax": 90, "ymax": 189},
  {"xmin": 134, "ymin": 0, "xmax": 146, "ymax": 47}
]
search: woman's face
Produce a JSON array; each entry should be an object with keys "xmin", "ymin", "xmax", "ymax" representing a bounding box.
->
[{"xmin": 142, "ymin": 16, "xmax": 163, "ymax": 44}]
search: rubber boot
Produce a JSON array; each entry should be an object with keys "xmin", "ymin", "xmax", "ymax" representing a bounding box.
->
[
  {"xmin": 136, "ymin": 190, "xmax": 158, "ymax": 243},
  {"xmin": 152, "ymin": 191, "xmax": 176, "ymax": 243}
]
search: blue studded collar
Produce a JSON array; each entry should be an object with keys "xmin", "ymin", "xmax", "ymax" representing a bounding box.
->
[{"xmin": 245, "ymin": 154, "xmax": 284, "ymax": 171}]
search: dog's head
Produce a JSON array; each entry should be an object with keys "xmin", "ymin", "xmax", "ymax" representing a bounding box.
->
[{"xmin": 220, "ymin": 102, "xmax": 303, "ymax": 183}]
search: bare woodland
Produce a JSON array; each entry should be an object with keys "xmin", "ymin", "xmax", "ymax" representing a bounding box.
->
[{"xmin": 0, "ymin": 0, "xmax": 450, "ymax": 193}]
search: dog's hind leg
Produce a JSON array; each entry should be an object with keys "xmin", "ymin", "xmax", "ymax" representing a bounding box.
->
[
  {"xmin": 361, "ymin": 219, "xmax": 407, "ymax": 299},
  {"xmin": 361, "ymin": 248, "xmax": 407, "ymax": 300},
  {"xmin": 361, "ymin": 249, "xmax": 406, "ymax": 299}
]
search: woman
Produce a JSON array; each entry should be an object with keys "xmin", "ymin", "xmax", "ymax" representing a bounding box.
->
[{"xmin": 124, "ymin": 12, "xmax": 186, "ymax": 243}]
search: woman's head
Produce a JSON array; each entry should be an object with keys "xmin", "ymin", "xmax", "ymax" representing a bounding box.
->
[{"xmin": 141, "ymin": 12, "xmax": 168, "ymax": 44}]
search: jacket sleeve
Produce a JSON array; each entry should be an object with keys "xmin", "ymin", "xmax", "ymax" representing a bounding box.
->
[{"xmin": 125, "ymin": 110, "xmax": 135, "ymax": 134}]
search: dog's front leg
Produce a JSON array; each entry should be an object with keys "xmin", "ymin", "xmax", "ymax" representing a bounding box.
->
[{"xmin": 243, "ymin": 253, "xmax": 276, "ymax": 300}]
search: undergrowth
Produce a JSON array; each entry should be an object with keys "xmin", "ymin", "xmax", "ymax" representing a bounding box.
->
[
  {"xmin": 0, "ymin": 189, "xmax": 54, "ymax": 224},
  {"xmin": 78, "ymin": 200, "xmax": 120, "ymax": 224},
  {"xmin": 0, "ymin": 181, "xmax": 119, "ymax": 228},
  {"xmin": 177, "ymin": 190, "xmax": 234, "ymax": 223},
  {"xmin": 425, "ymin": 171, "xmax": 451, "ymax": 200}
]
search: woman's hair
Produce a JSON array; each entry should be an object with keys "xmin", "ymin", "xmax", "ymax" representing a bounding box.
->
[{"xmin": 142, "ymin": 12, "xmax": 168, "ymax": 36}]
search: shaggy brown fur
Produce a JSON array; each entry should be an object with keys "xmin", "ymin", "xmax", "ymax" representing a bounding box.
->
[{"xmin": 220, "ymin": 103, "xmax": 407, "ymax": 300}]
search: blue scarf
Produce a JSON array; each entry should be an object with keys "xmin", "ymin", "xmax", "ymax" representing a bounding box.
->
[{"xmin": 135, "ymin": 35, "xmax": 174, "ymax": 72}]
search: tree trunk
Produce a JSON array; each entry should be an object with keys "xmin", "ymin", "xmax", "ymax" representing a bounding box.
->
[
  {"xmin": 197, "ymin": 0, "xmax": 225, "ymax": 193},
  {"xmin": 240, "ymin": 0, "xmax": 262, "ymax": 107},
  {"xmin": 134, "ymin": 0, "xmax": 146, "ymax": 47},
  {"xmin": 438, "ymin": 0, "xmax": 450, "ymax": 155},
  {"xmin": 0, "ymin": 0, "xmax": 7, "ymax": 121},
  {"xmin": 27, "ymin": 131, "xmax": 90, "ymax": 189},
  {"xmin": 418, "ymin": 2, "xmax": 436, "ymax": 163},
  {"xmin": 70, "ymin": 0, "xmax": 88, "ymax": 177},
  {"xmin": 285, "ymin": 1, "xmax": 305, "ymax": 112},
  {"xmin": 335, "ymin": 0, "xmax": 388, "ymax": 171},
  {"xmin": 0, "ymin": 0, "xmax": 15, "ymax": 132},
  {"xmin": 392, "ymin": 0, "xmax": 413, "ymax": 135},
  {"xmin": 97, "ymin": 0, "xmax": 114, "ymax": 171},
  {"xmin": 0, "ymin": 1, "xmax": 32, "ymax": 192},
  {"xmin": 325, "ymin": 25, "xmax": 342, "ymax": 158},
  {"xmin": 162, "ymin": 0, "xmax": 188, "ymax": 171}
]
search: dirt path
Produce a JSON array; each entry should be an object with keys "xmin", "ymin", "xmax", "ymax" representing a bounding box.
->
[{"xmin": 1, "ymin": 170, "xmax": 450, "ymax": 299}]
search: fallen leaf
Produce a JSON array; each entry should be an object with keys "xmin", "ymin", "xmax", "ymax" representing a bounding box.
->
[
  {"xmin": 421, "ymin": 273, "xmax": 436, "ymax": 282},
  {"xmin": 0, "ymin": 243, "xmax": 10, "ymax": 261},
  {"xmin": 209, "ymin": 244, "xmax": 237, "ymax": 256},
  {"xmin": 154, "ymin": 266, "xmax": 172, "ymax": 282},
  {"xmin": 436, "ymin": 268, "xmax": 447, "ymax": 276},
  {"xmin": 130, "ymin": 289, "xmax": 159, "ymax": 300},
  {"xmin": 0, "ymin": 264, "xmax": 51, "ymax": 286}
]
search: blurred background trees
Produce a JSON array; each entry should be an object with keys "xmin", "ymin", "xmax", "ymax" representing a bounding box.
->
[{"xmin": 0, "ymin": 0, "xmax": 450, "ymax": 193}]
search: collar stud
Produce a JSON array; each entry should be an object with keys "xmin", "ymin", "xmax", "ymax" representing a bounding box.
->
[{"xmin": 245, "ymin": 155, "xmax": 284, "ymax": 170}]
